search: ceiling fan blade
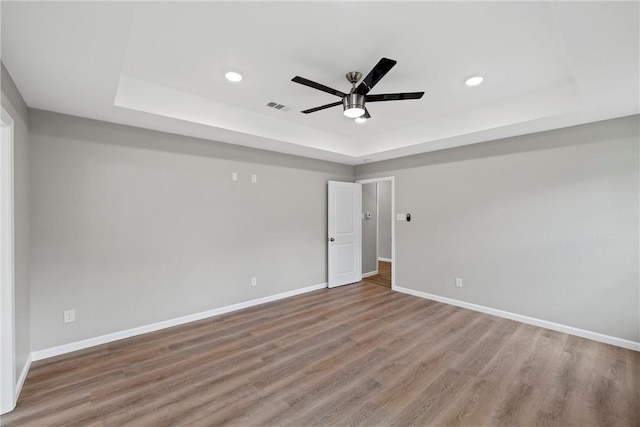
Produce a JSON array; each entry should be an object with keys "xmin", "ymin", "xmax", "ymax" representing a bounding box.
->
[
  {"xmin": 356, "ymin": 58, "xmax": 397, "ymax": 95},
  {"xmin": 365, "ymin": 92, "xmax": 425, "ymax": 102},
  {"xmin": 292, "ymin": 76, "xmax": 346, "ymax": 98},
  {"xmin": 301, "ymin": 101, "xmax": 343, "ymax": 114}
]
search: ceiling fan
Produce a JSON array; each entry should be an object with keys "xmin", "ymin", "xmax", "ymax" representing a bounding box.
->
[{"xmin": 292, "ymin": 58, "xmax": 424, "ymax": 120}]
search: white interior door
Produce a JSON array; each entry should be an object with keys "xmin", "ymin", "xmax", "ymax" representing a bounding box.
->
[{"xmin": 328, "ymin": 181, "xmax": 362, "ymax": 288}]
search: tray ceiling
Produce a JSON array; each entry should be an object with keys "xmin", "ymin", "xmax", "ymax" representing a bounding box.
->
[{"xmin": 2, "ymin": 1, "xmax": 638, "ymax": 164}]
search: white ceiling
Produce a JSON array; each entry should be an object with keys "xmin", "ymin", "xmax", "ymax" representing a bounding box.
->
[{"xmin": 2, "ymin": 1, "xmax": 638, "ymax": 165}]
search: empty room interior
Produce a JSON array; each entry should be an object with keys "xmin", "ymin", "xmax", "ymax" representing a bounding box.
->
[{"xmin": 1, "ymin": 1, "xmax": 639, "ymax": 426}]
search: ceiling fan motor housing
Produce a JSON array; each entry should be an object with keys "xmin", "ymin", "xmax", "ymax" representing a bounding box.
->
[{"xmin": 343, "ymin": 93, "xmax": 365, "ymax": 118}]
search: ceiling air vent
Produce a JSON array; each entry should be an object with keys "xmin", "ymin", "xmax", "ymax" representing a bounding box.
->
[{"xmin": 266, "ymin": 101, "xmax": 291, "ymax": 112}]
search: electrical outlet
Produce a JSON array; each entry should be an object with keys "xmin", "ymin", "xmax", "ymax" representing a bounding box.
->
[
  {"xmin": 63, "ymin": 309, "xmax": 76, "ymax": 323},
  {"xmin": 232, "ymin": 172, "xmax": 238, "ymax": 181},
  {"xmin": 455, "ymin": 278, "xmax": 463, "ymax": 288},
  {"xmin": 251, "ymin": 174, "xmax": 257, "ymax": 183},
  {"xmin": 251, "ymin": 277, "xmax": 257, "ymax": 287}
]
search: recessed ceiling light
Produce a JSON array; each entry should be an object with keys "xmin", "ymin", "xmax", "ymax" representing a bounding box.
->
[
  {"xmin": 465, "ymin": 76, "xmax": 484, "ymax": 87},
  {"xmin": 225, "ymin": 71, "xmax": 243, "ymax": 82},
  {"xmin": 355, "ymin": 117, "xmax": 367, "ymax": 124}
]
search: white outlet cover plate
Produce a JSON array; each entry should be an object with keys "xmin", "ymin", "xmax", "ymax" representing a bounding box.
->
[{"xmin": 63, "ymin": 309, "xmax": 76, "ymax": 323}]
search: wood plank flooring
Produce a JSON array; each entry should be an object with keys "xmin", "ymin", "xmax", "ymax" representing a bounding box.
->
[
  {"xmin": 363, "ymin": 261, "xmax": 391, "ymax": 288},
  {"xmin": 2, "ymin": 282, "xmax": 639, "ymax": 426}
]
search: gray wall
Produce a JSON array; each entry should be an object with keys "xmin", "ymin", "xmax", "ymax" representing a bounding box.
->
[
  {"xmin": 1, "ymin": 63, "xmax": 30, "ymax": 380},
  {"xmin": 29, "ymin": 110, "xmax": 353, "ymax": 351},
  {"xmin": 378, "ymin": 181, "xmax": 392, "ymax": 260},
  {"xmin": 5, "ymin": 68, "xmax": 639, "ymax": 356},
  {"xmin": 356, "ymin": 116, "xmax": 640, "ymax": 342},
  {"xmin": 361, "ymin": 182, "xmax": 377, "ymax": 274}
]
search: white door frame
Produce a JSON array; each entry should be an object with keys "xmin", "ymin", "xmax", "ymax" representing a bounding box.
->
[
  {"xmin": 0, "ymin": 106, "xmax": 16, "ymax": 414},
  {"xmin": 356, "ymin": 176, "xmax": 395, "ymax": 289}
]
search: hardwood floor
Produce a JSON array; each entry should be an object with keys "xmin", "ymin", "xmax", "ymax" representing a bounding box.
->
[
  {"xmin": 363, "ymin": 260, "xmax": 391, "ymax": 288},
  {"xmin": 2, "ymin": 283, "xmax": 639, "ymax": 426}
]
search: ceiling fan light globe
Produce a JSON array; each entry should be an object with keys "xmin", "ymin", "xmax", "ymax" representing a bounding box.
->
[{"xmin": 344, "ymin": 107, "xmax": 365, "ymax": 118}]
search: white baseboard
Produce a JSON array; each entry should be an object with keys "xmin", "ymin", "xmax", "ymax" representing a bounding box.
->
[
  {"xmin": 394, "ymin": 286, "xmax": 640, "ymax": 352},
  {"xmin": 362, "ymin": 270, "xmax": 378, "ymax": 279},
  {"xmin": 31, "ymin": 283, "xmax": 328, "ymax": 362},
  {"xmin": 378, "ymin": 257, "xmax": 392, "ymax": 263},
  {"xmin": 15, "ymin": 354, "xmax": 31, "ymax": 401}
]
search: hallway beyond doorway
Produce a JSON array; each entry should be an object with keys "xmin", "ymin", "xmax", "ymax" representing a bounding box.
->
[{"xmin": 363, "ymin": 261, "xmax": 391, "ymax": 288}]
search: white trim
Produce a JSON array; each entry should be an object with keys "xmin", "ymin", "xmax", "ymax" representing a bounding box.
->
[
  {"xmin": 378, "ymin": 257, "xmax": 392, "ymax": 263},
  {"xmin": 356, "ymin": 177, "xmax": 395, "ymax": 289},
  {"xmin": 375, "ymin": 182, "xmax": 380, "ymax": 266},
  {"xmin": 361, "ymin": 271, "xmax": 378, "ymax": 279},
  {"xmin": 15, "ymin": 354, "xmax": 31, "ymax": 401},
  {"xmin": 31, "ymin": 283, "xmax": 327, "ymax": 361},
  {"xmin": 394, "ymin": 286, "xmax": 640, "ymax": 352},
  {"xmin": 0, "ymin": 107, "xmax": 16, "ymax": 415}
]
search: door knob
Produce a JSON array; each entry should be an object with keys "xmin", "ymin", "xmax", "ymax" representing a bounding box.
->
[{"xmin": 329, "ymin": 237, "xmax": 335, "ymax": 242}]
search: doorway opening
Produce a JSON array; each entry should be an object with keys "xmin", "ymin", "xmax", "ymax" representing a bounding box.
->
[{"xmin": 358, "ymin": 177, "xmax": 395, "ymax": 289}]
